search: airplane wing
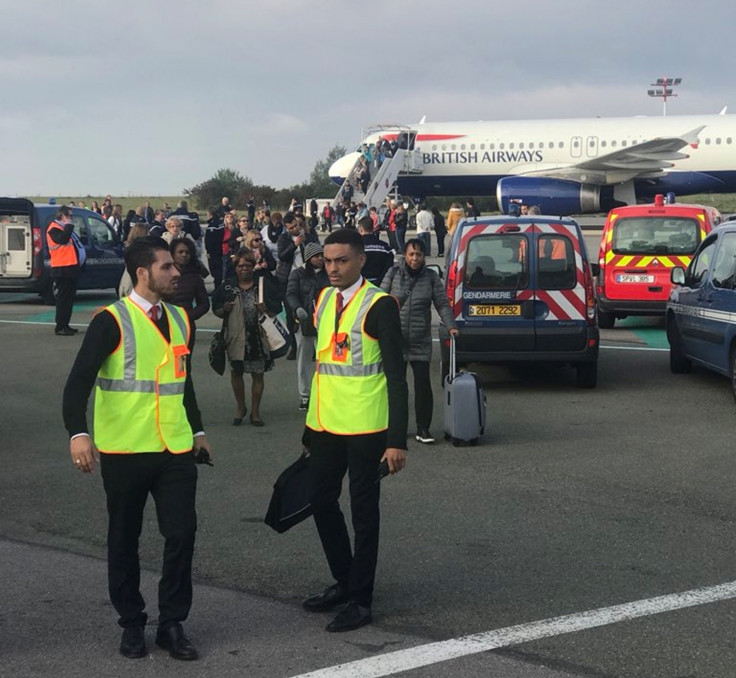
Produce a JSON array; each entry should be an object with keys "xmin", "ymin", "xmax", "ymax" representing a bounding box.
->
[{"xmin": 519, "ymin": 126, "xmax": 704, "ymax": 185}]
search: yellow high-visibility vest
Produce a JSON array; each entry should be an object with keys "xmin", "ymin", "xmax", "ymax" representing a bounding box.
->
[
  {"xmin": 306, "ymin": 281, "xmax": 389, "ymax": 435},
  {"xmin": 93, "ymin": 297, "xmax": 193, "ymax": 453}
]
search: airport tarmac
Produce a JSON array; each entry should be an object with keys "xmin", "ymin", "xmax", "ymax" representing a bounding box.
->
[{"xmin": 3, "ymin": 234, "xmax": 736, "ymax": 678}]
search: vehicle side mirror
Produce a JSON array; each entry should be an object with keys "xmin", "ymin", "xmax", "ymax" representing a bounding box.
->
[
  {"xmin": 426, "ymin": 264, "xmax": 443, "ymax": 279},
  {"xmin": 671, "ymin": 266, "xmax": 686, "ymax": 286},
  {"xmin": 590, "ymin": 263, "xmax": 600, "ymax": 277}
]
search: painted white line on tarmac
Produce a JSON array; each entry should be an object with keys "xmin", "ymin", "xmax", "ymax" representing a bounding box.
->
[{"xmin": 291, "ymin": 580, "xmax": 736, "ymax": 678}]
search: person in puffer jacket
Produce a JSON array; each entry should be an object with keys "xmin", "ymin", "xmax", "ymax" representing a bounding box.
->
[
  {"xmin": 286, "ymin": 242, "xmax": 329, "ymax": 411},
  {"xmin": 380, "ymin": 238, "xmax": 458, "ymax": 444}
]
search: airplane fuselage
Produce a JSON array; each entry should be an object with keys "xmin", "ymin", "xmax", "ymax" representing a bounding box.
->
[{"xmin": 330, "ymin": 115, "xmax": 736, "ymax": 211}]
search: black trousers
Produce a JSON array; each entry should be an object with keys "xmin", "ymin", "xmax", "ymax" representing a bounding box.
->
[
  {"xmin": 100, "ymin": 451, "xmax": 197, "ymax": 630},
  {"xmin": 53, "ymin": 276, "xmax": 77, "ymax": 330},
  {"xmin": 405, "ymin": 360, "xmax": 433, "ymax": 430},
  {"xmin": 435, "ymin": 228, "xmax": 447, "ymax": 255},
  {"xmin": 309, "ymin": 430, "xmax": 385, "ymax": 607}
]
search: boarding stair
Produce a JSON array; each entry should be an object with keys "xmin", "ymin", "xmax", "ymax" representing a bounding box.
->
[{"xmin": 332, "ymin": 129, "xmax": 423, "ymax": 211}]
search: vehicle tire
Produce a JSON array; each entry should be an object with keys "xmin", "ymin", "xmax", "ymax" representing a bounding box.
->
[
  {"xmin": 598, "ymin": 309, "xmax": 615, "ymax": 329},
  {"xmin": 668, "ymin": 319, "xmax": 691, "ymax": 374},
  {"xmin": 576, "ymin": 361, "xmax": 597, "ymax": 389},
  {"xmin": 452, "ymin": 439, "xmax": 460, "ymax": 447}
]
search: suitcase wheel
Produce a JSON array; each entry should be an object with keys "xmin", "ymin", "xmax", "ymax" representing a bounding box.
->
[{"xmin": 452, "ymin": 439, "xmax": 460, "ymax": 447}]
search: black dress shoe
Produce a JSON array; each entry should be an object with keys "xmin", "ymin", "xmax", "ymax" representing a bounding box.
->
[
  {"xmin": 155, "ymin": 624, "xmax": 198, "ymax": 661},
  {"xmin": 54, "ymin": 327, "xmax": 76, "ymax": 336},
  {"xmin": 303, "ymin": 583, "xmax": 349, "ymax": 612},
  {"xmin": 326, "ymin": 601, "xmax": 372, "ymax": 632},
  {"xmin": 119, "ymin": 626, "xmax": 146, "ymax": 659}
]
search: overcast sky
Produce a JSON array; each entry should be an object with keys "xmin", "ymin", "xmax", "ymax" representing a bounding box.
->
[{"xmin": 2, "ymin": 0, "xmax": 735, "ymax": 197}]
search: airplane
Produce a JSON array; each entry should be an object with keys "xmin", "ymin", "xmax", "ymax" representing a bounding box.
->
[{"xmin": 327, "ymin": 112, "xmax": 736, "ymax": 215}]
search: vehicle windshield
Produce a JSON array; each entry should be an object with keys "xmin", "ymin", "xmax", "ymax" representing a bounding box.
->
[
  {"xmin": 612, "ymin": 217, "xmax": 699, "ymax": 255},
  {"xmin": 464, "ymin": 234, "xmax": 528, "ymax": 289}
]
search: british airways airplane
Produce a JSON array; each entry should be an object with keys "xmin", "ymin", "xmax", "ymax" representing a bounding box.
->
[{"xmin": 328, "ymin": 113, "xmax": 736, "ymax": 214}]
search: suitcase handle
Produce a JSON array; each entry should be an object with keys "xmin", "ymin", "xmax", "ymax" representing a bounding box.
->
[{"xmin": 449, "ymin": 332, "xmax": 457, "ymax": 381}]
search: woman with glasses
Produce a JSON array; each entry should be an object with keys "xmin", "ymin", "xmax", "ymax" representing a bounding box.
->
[
  {"xmin": 212, "ymin": 250, "xmax": 282, "ymax": 426},
  {"xmin": 244, "ymin": 229, "xmax": 277, "ymax": 273}
]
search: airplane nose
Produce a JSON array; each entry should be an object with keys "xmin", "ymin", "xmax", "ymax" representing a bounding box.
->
[{"xmin": 329, "ymin": 152, "xmax": 361, "ymax": 186}]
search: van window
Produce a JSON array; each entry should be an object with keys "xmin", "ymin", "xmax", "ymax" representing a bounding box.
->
[
  {"xmin": 464, "ymin": 234, "xmax": 528, "ymax": 289},
  {"xmin": 85, "ymin": 216, "xmax": 116, "ymax": 246},
  {"xmin": 711, "ymin": 233, "xmax": 736, "ymax": 289},
  {"xmin": 689, "ymin": 237, "xmax": 717, "ymax": 285},
  {"xmin": 612, "ymin": 217, "xmax": 699, "ymax": 255},
  {"xmin": 537, "ymin": 235, "xmax": 576, "ymax": 289}
]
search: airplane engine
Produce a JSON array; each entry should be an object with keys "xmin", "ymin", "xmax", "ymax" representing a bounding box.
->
[{"xmin": 496, "ymin": 176, "xmax": 617, "ymax": 216}]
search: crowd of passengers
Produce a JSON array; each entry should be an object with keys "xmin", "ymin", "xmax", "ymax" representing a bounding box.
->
[{"xmin": 66, "ymin": 191, "xmax": 494, "ymax": 442}]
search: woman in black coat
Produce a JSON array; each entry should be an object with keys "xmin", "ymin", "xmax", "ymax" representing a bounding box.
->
[{"xmin": 165, "ymin": 238, "xmax": 210, "ymax": 351}]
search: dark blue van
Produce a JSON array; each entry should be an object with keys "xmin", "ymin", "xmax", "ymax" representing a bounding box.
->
[
  {"xmin": 667, "ymin": 223, "xmax": 736, "ymax": 397},
  {"xmin": 0, "ymin": 197, "xmax": 124, "ymax": 302}
]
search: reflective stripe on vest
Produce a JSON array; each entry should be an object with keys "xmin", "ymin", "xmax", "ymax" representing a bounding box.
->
[
  {"xmin": 93, "ymin": 298, "xmax": 192, "ymax": 453},
  {"xmin": 46, "ymin": 222, "xmax": 79, "ymax": 267},
  {"xmin": 306, "ymin": 282, "xmax": 388, "ymax": 435}
]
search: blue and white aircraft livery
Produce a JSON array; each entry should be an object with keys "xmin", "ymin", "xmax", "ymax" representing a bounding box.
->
[{"xmin": 328, "ymin": 113, "xmax": 736, "ymax": 214}]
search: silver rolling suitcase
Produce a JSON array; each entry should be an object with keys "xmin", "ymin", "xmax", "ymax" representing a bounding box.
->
[{"xmin": 443, "ymin": 335, "xmax": 486, "ymax": 446}]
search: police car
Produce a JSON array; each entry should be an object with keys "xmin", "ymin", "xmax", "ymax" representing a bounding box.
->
[
  {"xmin": 439, "ymin": 214, "xmax": 600, "ymax": 388},
  {"xmin": 667, "ymin": 222, "xmax": 736, "ymax": 399},
  {"xmin": 0, "ymin": 197, "xmax": 124, "ymax": 302}
]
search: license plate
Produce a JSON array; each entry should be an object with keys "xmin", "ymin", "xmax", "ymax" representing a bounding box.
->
[
  {"xmin": 468, "ymin": 304, "xmax": 521, "ymax": 317},
  {"xmin": 616, "ymin": 274, "xmax": 655, "ymax": 284}
]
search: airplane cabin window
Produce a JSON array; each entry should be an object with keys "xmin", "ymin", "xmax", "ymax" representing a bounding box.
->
[
  {"xmin": 451, "ymin": 144, "xmax": 456, "ymax": 150},
  {"xmin": 601, "ymin": 141, "xmax": 607, "ymax": 147},
  {"xmin": 728, "ymin": 138, "xmax": 733, "ymax": 144},
  {"xmin": 470, "ymin": 144, "xmax": 475, "ymax": 150},
  {"xmin": 510, "ymin": 143, "xmax": 515, "ymax": 150},
  {"xmin": 549, "ymin": 142, "xmax": 554, "ymax": 149},
  {"xmin": 480, "ymin": 144, "xmax": 485, "ymax": 150},
  {"xmin": 442, "ymin": 145, "xmax": 447, "ymax": 150},
  {"xmin": 432, "ymin": 144, "xmax": 437, "ymax": 151},
  {"xmin": 612, "ymin": 141, "xmax": 617, "ymax": 147},
  {"xmin": 489, "ymin": 143, "xmax": 494, "ymax": 150},
  {"xmin": 705, "ymin": 138, "xmax": 711, "ymax": 145},
  {"xmin": 519, "ymin": 142, "xmax": 524, "ymax": 149},
  {"xmin": 716, "ymin": 138, "xmax": 722, "ymax": 145},
  {"xmin": 622, "ymin": 140, "xmax": 627, "ymax": 147},
  {"xmin": 558, "ymin": 142, "xmax": 564, "ymax": 149},
  {"xmin": 499, "ymin": 143, "xmax": 505, "ymax": 150}
]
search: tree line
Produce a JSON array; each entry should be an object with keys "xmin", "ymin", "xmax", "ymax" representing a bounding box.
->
[{"xmin": 183, "ymin": 145, "xmax": 347, "ymax": 212}]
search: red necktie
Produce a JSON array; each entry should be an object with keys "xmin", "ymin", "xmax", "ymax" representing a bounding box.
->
[
  {"xmin": 148, "ymin": 305, "xmax": 160, "ymax": 322},
  {"xmin": 335, "ymin": 292, "xmax": 344, "ymax": 316}
]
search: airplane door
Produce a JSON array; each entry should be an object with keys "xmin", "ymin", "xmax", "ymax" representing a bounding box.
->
[
  {"xmin": 586, "ymin": 136, "xmax": 599, "ymax": 158},
  {"xmin": 570, "ymin": 136, "xmax": 582, "ymax": 158}
]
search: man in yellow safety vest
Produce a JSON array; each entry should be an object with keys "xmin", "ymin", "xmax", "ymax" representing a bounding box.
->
[
  {"xmin": 302, "ymin": 228, "xmax": 408, "ymax": 632},
  {"xmin": 62, "ymin": 237, "xmax": 212, "ymax": 661}
]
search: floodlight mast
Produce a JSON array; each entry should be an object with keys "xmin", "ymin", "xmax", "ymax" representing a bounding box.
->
[{"xmin": 647, "ymin": 77, "xmax": 682, "ymax": 116}]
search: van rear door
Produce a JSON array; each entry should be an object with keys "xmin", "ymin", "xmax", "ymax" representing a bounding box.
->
[
  {"xmin": 0, "ymin": 198, "xmax": 35, "ymax": 278},
  {"xmin": 458, "ymin": 222, "xmax": 535, "ymax": 351},
  {"xmin": 533, "ymin": 223, "xmax": 588, "ymax": 351}
]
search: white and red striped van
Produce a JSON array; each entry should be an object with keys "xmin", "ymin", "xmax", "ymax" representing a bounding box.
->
[{"xmin": 439, "ymin": 215, "xmax": 600, "ymax": 388}]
